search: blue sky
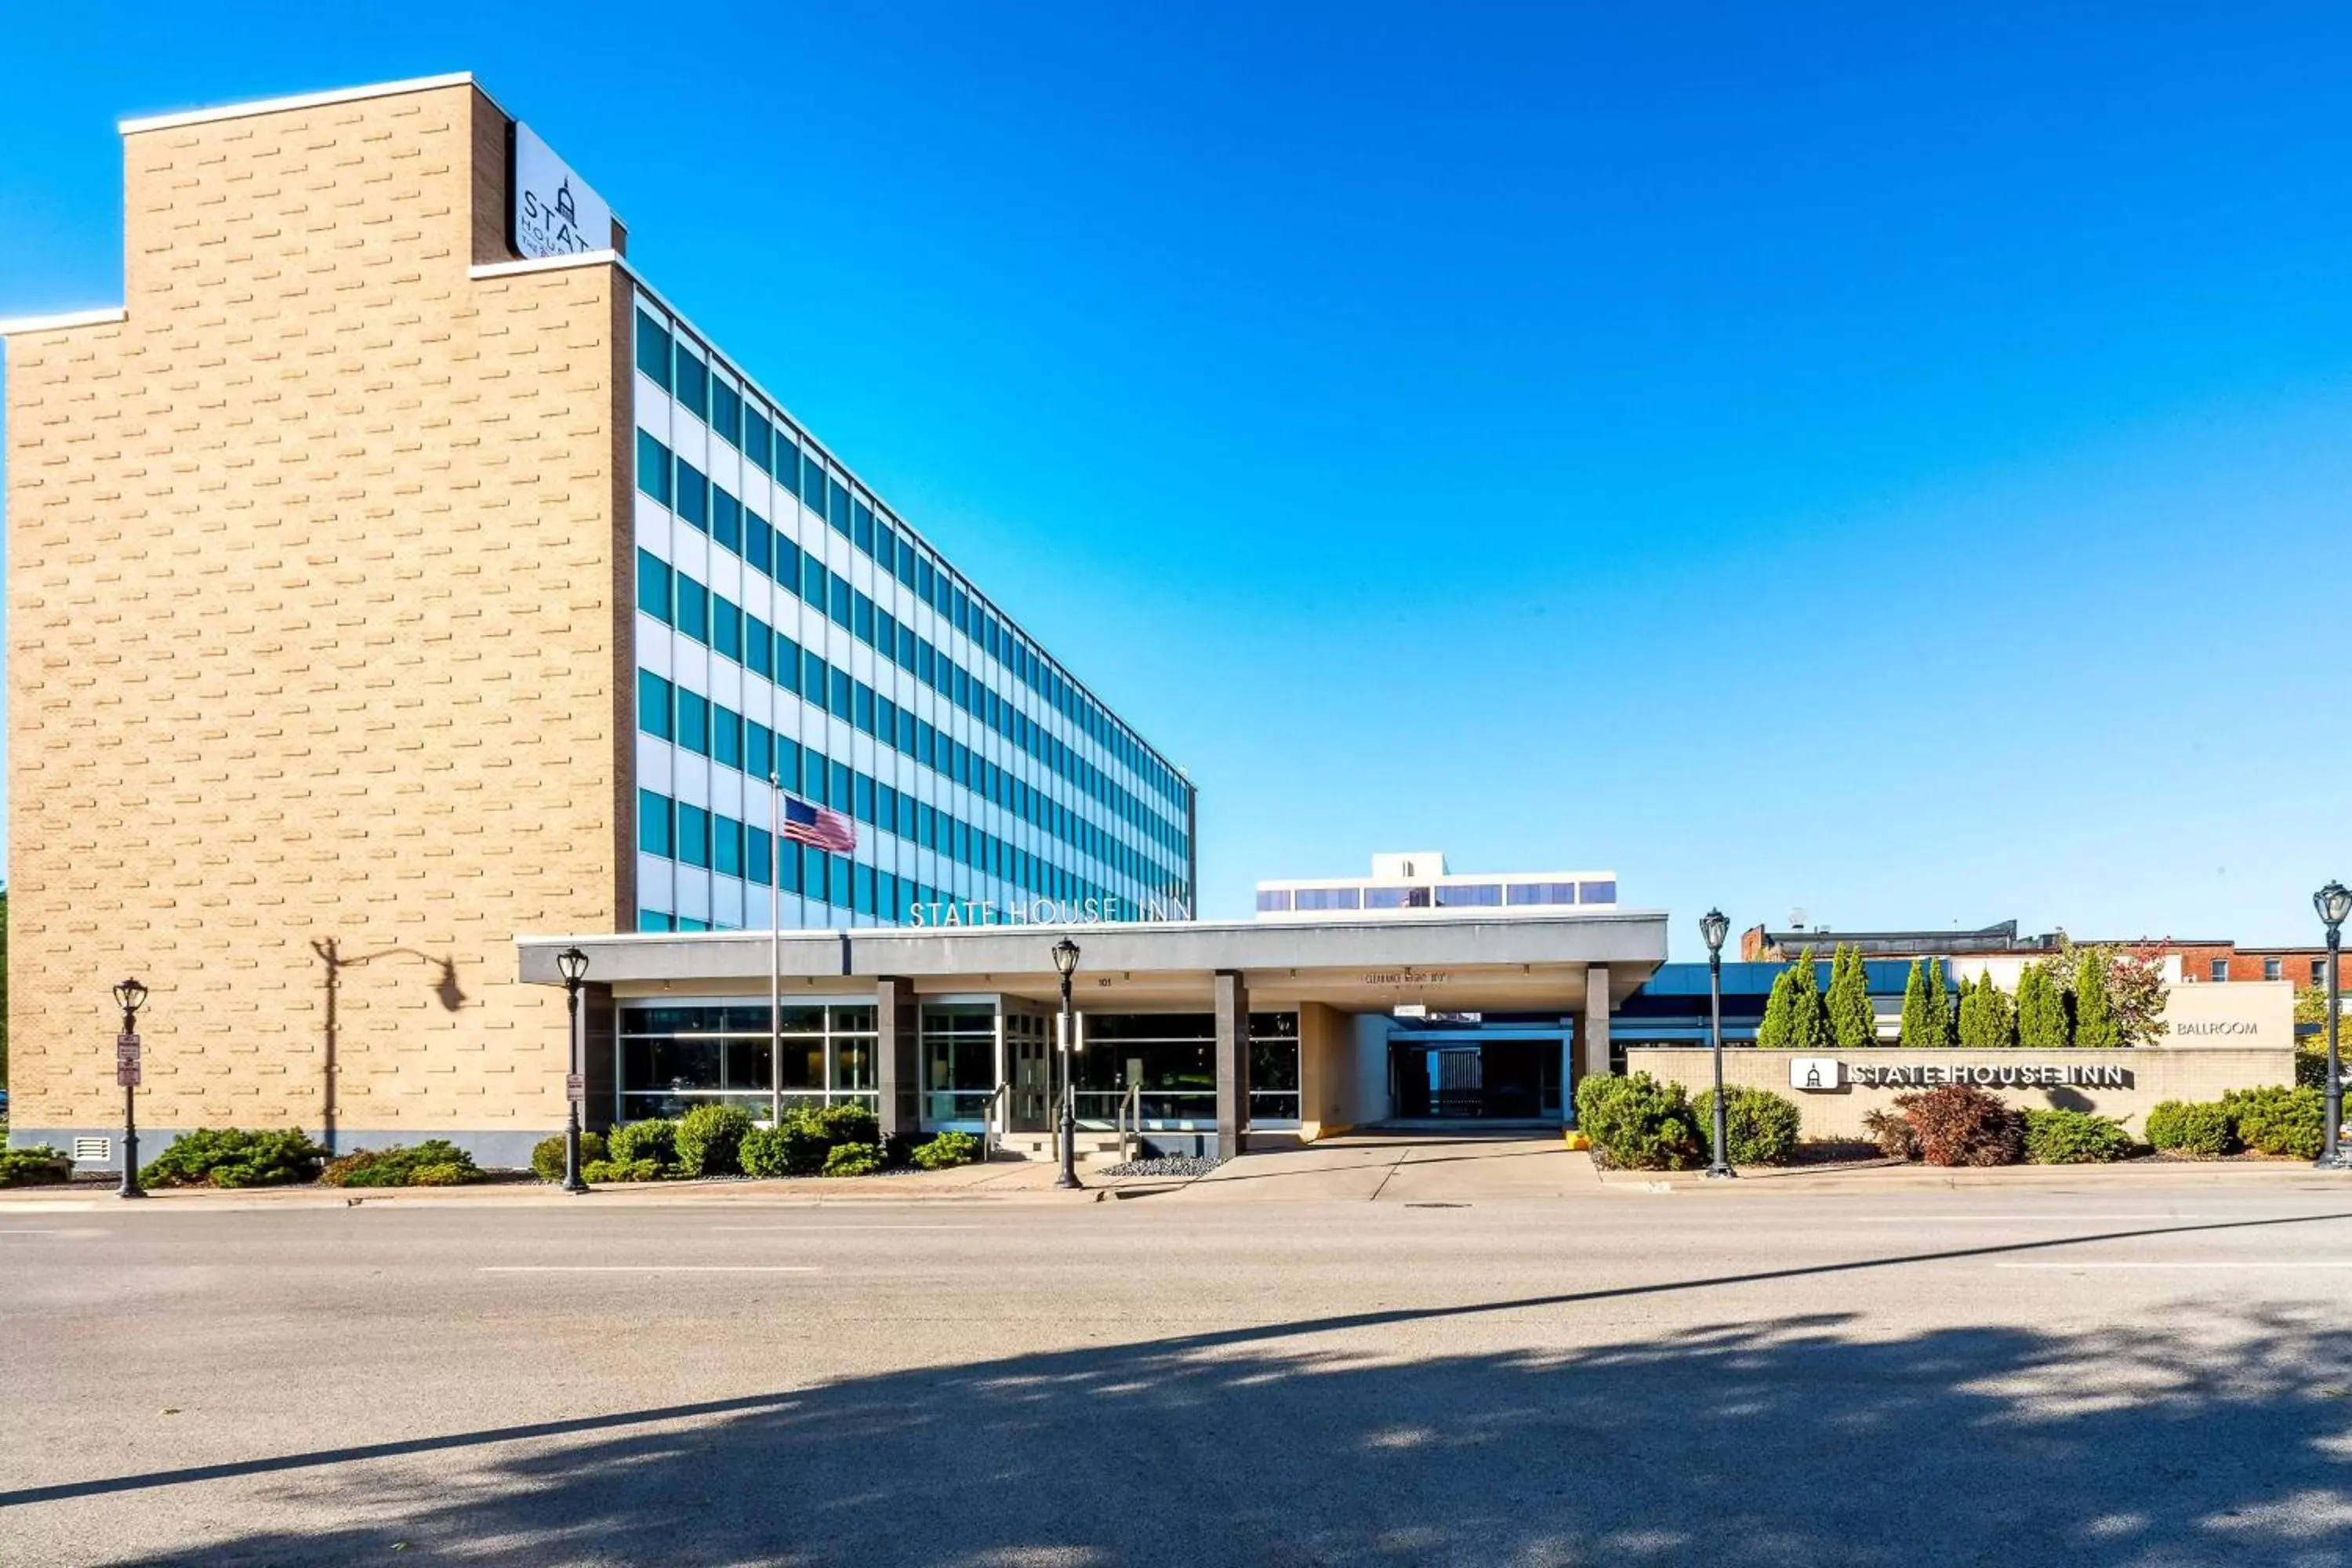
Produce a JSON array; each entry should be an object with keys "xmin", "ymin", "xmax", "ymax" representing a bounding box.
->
[{"xmin": 4, "ymin": 2, "xmax": 2349, "ymax": 945}]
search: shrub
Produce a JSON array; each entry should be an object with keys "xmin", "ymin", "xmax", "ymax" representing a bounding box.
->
[
  {"xmin": 2020, "ymin": 1109, "xmax": 2134, "ymax": 1164},
  {"xmin": 1693, "ymin": 1086, "xmax": 1802, "ymax": 1166},
  {"xmin": 320, "ymin": 1138, "xmax": 487, "ymax": 1188},
  {"xmin": 2222, "ymin": 1086, "xmax": 2325, "ymax": 1160},
  {"xmin": 582, "ymin": 1158, "xmax": 662, "ymax": 1183},
  {"xmin": 673, "ymin": 1104, "xmax": 756, "ymax": 1178},
  {"xmin": 530, "ymin": 1131, "xmax": 608, "ymax": 1181},
  {"xmin": 741, "ymin": 1119, "xmax": 830, "ymax": 1178},
  {"xmin": 910, "ymin": 1131, "xmax": 982, "ymax": 1171},
  {"xmin": 607, "ymin": 1119, "xmax": 677, "ymax": 1173},
  {"xmin": 2145, "ymin": 1100, "xmax": 2235, "ymax": 1158},
  {"xmin": 0, "ymin": 1145, "xmax": 73, "ymax": 1187},
  {"xmin": 815, "ymin": 1104, "xmax": 880, "ymax": 1150},
  {"xmin": 1891, "ymin": 1083, "xmax": 2020, "ymax": 1167},
  {"xmin": 1573, "ymin": 1073, "xmax": 1706, "ymax": 1171},
  {"xmin": 823, "ymin": 1142, "xmax": 883, "ymax": 1178},
  {"xmin": 142, "ymin": 1128, "xmax": 327, "ymax": 1189},
  {"xmin": 1861, "ymin": 1108, "xmax": 1919, "ymax": 1161}
]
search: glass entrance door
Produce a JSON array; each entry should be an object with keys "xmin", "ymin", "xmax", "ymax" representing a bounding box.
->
[{"xmin": 1007, "ymin": 1011, "xmax": 1052, "ymax": 1132}]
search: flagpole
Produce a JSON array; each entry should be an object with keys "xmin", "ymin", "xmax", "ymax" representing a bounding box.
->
[{"xmin": 769, "ymin": 769, "xmax": 782, "ymax": 1129}]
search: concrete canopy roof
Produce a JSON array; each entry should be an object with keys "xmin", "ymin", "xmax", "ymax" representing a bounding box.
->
[{"xmin": 517, "ymin": 910, "xmax": 1670, "ymax": 1014}]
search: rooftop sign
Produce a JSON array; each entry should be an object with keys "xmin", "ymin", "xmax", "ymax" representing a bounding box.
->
[{"xmin": 510, "ymin": 123, "xmax": 612, "ymax": 260}]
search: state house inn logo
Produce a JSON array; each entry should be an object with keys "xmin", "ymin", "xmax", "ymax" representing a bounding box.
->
[
  {"xmin": 906, "ymin": 895, "xmax": 1192, "ymax": 927},
  {"xmin": 1788, "ymin": 1057, "xmax": 2134, "ymax": 1091},
  {"xmin": 510, "ymin": 123, "xmax": 613, "ymax": 260}
]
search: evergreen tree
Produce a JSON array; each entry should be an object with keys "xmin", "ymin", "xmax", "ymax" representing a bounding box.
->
[
  {"xmin": 1985, "ymin": 971, "xmax": 2016, "ymax": 1047},
  {"xmin": 1957, "ymin": 971, "xmax": 1990, "ymax": 1049},
  {"xmin": 1923, "ymin": 957, "xmax": 1954, "ymax": 1048},
  {"xmin": 1826, "ymin": 943, "xmax": 1876, "ymax": 1049},
  {"xmin": 2074, "ymin": 949, "xmax": 2119, "ymax": 1048},
  {"xmin": 1899, "ymin": 959, "xmax": 1931, "ymax": 1047},
  {"xmin": 1755, "ymin": 964, "xmax": 1799, "ymax": 1051},
  {"xmin": 1788, "ymin": 952, "xmax": 1831, "ymax": 1052},
  {"xmin": 2016, "ymin": 961, "xmax": 2068, "ymax": 1050}
]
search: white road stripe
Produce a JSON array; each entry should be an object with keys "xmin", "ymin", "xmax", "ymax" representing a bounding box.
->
[
  {"xmin": 1839, "ymin": 1214, "xmax": 2205, "ymax": 1222},
  {"xmin": 1995, "ymin": 1261, "xmax": 2352, "ymax": 1270},
  {"xmin": 709, "ymin": 1225, "xmax": 977, "ymax": 1232},
  {"xmin": 480, "ymin": 1265, "xmax": 818, "ymax": 1274}
]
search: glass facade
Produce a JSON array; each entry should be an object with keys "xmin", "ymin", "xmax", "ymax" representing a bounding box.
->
[
  {"xmin": 618, "ymin": 1001, "xmax": 878, "ymax": 1122},
  {"xmin": 628, "ymin": 293, "xmax": 1195, "ymax": 932}
]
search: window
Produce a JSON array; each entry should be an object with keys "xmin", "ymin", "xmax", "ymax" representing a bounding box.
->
[
  {"xmin": 744, "ymin": 511, "xmax": 771, "ymax": 576},
  {"xmin": 637, "ymin": 670, "xmax": 673, "ymax": 740},
  {"xmin": 2264, "ymin": 956, "xmax": 2283, "ymax": 982},
  {"xmin": 2318, "ymin": 959, "xmax": 2332, "ymax": 985},
  {"xmin": 1363, "ymin": 886, "xmax": 1430, "ymax": 909},
  {"xmin": 710, "ymin": 382, "xmax": 742, "ymax": 449},
  {"xmin": 745, "ymin": 615, "xmax": 772, "ymax": 679},
  {"xmin": 804, "ymin": 648, "xmax": 829, "ymax": 702},
  {"xmin": 674, "ymin": 350, "xmax": 709, "ymax": 421},
  {"xmin": 637, "ymin": 909, "xmax": 673, "ymax": 932},
  {"xmin": 1294, "ymin": 887, "xmax": 1361, "ymax": 912},
  {"xmin": 1435, "ymin": 884, "xmax": 1501, "ymax": 908},
  {"xmin": 636, "ymin": 550, "xmax": 672, "ymax": 624},
  {"xmin": 829, "ymin": 667, "xmax": 853, "ymax": 721},
  {"xmin": 801, "ymin": 456, "xmax": 827, "ymax": 517},
  {"xmin": 637, "ymin": 788, "xmax": 672, "ymax": 855},
  {"xmin": 712, "ymin": 706, "xmax": 743, "ymax": 770},
  {"xmin": 1508, "ymin": 882, "xmax": 1577, "ymax": 906},
  {"xmin": 676, "ymin": 690, "xmax": 710, "ymax": 756},
  {"xmin": 713, "ymin": 596, "xmax": 742, "ymax": 663},
  {"xmin": 677, "ymin": 804, "xmax": 711, "ymax": 868},
  {"xmin": 675, "ymin": 462, "xmax": 710, "ymax": 532},
  {"xmin": 854, "ymin": 771, "xmax": 875, "ymax": 822},
  {"xmin": 828, "ymin": 572, "xmax": 852, "ymax": 628},
  {"xmin": 2210, "ymin": 958, "xmax": 2229, "ymax": 983},
  {"xmin": 636, "ymin": 431, "xmax": 672, "ymax": 506},
  {"xmin": 775, "ymin": 635, "xmax": 801, "ymax": 695},
  {"xmin": 635, "ymin": 309, "xmax": 672, "ymax": 391},
  {"xmin": 746, "ymin": 720, "xmax": 772, "ymax": 782},
  {"xmin": 853, "ymin": 682, "xmax": 874, "ymax": 735},
  {"xmin": 827, "ymin": 476, "xmax": 850, "ymax": 535},
  {"xmin": 743, "ymin": 406, "xmax": 772, "ymax": 474},
  {"xmin": 775, "ymin": 434, "xmax": 800, "ymax": 498},
  {"xmin": 675, "ymin": 576, "xmax": 710, "ymax": 644},
  {"xmin": 1577, "ymin": 880, "xmax": 1618, "ymax": 906},
  {"xmin": 713, "ymin": 815, "xmax": 743, "ymax": 877},
  {"xmin": 852, "ymin": 497, "xmax": 874, "ymax": 554},
  {"xmin": 801, "ymin": 552, "xmax": 827, "ymax": 608},
  {"xmin": 712, "ymin": 488, "xmax": 742, "ymax": 555},
  {"xmin": 1256, "ymin": 888, "xmax": 1293, "ymax": 913}
]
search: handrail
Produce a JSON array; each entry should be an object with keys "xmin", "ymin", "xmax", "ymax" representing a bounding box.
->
[
  {"xmin": 980, "ymin": 1082, "xmax": 1009, "ymax": 1161},
  {"xmin": 1115, "ymin": 1081, "xmax": 1144, "ymax": 1162}
]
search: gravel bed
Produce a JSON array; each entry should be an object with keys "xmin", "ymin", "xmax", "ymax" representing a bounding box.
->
[{"xmin": 1098, "ymin": 1155, "xmax": 1224, "ymax": 1179}]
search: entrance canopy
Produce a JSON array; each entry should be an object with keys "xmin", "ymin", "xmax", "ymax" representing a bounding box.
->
[{"xmin": 515, "ymin": 909, "xmax": 1669, "ymax": 1154}]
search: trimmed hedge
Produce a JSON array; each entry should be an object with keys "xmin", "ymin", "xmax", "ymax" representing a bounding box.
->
[
  {"xmin": 607, "ymin": 1119, "xmax": 678, "ymax": 1171},
  {"xmin": 582, "ymin": 1158, "xmax": 662, "ymax": 1183},
  {"xmin": 910, "ymin": 1131, "xmax": 982, "ymax": 1171},
  {"xmin": 2020, "ymin": 1109, "xmax": 2134, "ymax": 1165},
  {"xmin": 531, "ymin": 1131, "xmax": 608, "ymax": 1181},
  {"xmin": 142, "ymin": 1128, "xmax": 328, "ymax": 1189},
  {"xmin": 741, "ymin": 1119, "xmax": 829, "ymax": 1178},
  {"xmin": 0, "ymin": 1145, "xmax": 73, "ymax": 1187},
  {"xmin": 2145, "ymin": 1101, "xmax": 2234, "ymax": 1158},
  {"xmin": 1573, "ymin": 1073, "xmax": 1706, "ymax": 1171},
  {"xmin": 823, "ymin": 1142, "xmax": 884, "ymax": 1178},
  {"xmin": 674, "ymin": 1104, "xmax": 756, "ymax": 1178},
  {"xmin": 1693, "ymin": 1086, "xmax": 1802, "ymax": 1167},
  {"xmin": 320, "ymin": 1138, "xmax": 486, "ymax": 1188},
  {"xmin": 2221, "ymin": 1086, "xmax": 2325, "ymax": 1160}
]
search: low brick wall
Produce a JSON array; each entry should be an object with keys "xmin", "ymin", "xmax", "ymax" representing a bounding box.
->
[{"xmin": 1620, "ymin": 1047, "xmax": 2297, "ymax": 1138}]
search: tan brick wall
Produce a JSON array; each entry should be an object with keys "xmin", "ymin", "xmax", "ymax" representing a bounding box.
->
[
  {"xmin": 4, "ymin": 81, "xmax": 631, "ymax": 1153},
  {"xmin": 1623, "ymin": 1047, "xmax": 2297, "ymax": 1139}
]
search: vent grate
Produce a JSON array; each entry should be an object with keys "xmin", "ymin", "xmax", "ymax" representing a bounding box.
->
[{"xmin": 72, "ymin": 1137, "xmax": 111, "ymax": 1162}]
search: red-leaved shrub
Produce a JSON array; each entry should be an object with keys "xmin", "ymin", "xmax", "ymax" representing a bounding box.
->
[{"xmin": 1889, "ymin": 1083, "xmax": 2022, "ymax": 1167}]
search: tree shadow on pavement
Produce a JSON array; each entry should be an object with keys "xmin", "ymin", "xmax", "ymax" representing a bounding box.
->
[{"xmin": 70, "ymin": 1299, "xmax": 2352, "ymax": 1567}]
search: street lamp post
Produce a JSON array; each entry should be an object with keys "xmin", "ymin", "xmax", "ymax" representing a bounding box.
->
[
  {"xmin": 1700, "ymin": 909, "xmax": 1734, "ymax": 1180},
  {"xmin": 1052, "ymin": 937, "xmax": 1082, "ymax": 1191},
  {"xmin": 113, "ymin": 978, "xmax": 149, "ymax": 1200},
  {"xmin": 557, "ymin": 946, "xmax": 591, "ymax": 1193},
  {"xmin": 2316, "ymin": 881, "xmax": 2350, "ymax": 1172}
]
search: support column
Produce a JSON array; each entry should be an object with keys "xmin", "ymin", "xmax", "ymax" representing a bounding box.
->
[
  {"xmin": 1582, "ymin": 965, "xmax": 1613, "ymax": 1082},
  {"xmin": 877, "ymin": 977, "xmax": 920, "ymax": 1142},
  {"xmin": 1215, "ymin": 969, "xmax": 1250, "ymax": 1158}
]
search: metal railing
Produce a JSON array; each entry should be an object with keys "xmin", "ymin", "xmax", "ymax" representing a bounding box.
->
[
  {"xmin": 978, "ymin": 1083, "xmax": 1009, "ymax": 1161},
  {"xmin": 1115, "ymin": 1081, "xmax": 1145, "ymax": 1162}
]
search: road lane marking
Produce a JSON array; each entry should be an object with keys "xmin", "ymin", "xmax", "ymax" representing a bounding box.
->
[
  {"xmin": 1995, "ymin": 1261, "xmax": 2352, "ymax": 1269},
  {"xmin": 709, "ymin": 1225, "xmax": 977, "ymax": 1232},
  {"xmin": 1841, "ymin": 1214, "xmax": 2205, "ymax": 1222},
  {"xmin": 480, "ymin": 1265, "xmax": 818, "ymax": 1274}
]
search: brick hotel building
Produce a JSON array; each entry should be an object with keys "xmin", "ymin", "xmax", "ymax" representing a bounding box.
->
[{"xmin": 2, "ymin": 74, "xmax": 1198, "ymax": 1165}]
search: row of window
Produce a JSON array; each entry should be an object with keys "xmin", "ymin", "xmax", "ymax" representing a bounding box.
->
[
  {"xmin": 635, "ymin": 442, "xmax": 1182, "ymax": 869},
  {"xmin": 637, "ymin": 615, "xmax": 1173, "ymax": 896},
  {"xmin": 634, "ymin": 303, "xmax": 1186, "ymax": 818},
  {"xmin": 637, "ymin": 786, "xmax": 1134, "ymax": 924},
  {"xmin": 1257, "ymin": 880, "xmax": 1617, "ymax": 913}
]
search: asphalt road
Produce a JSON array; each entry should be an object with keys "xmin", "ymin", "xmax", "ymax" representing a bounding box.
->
[{"xmin": 6, "ymin": 1181, "xmax": 2352, "ymax": 1566}]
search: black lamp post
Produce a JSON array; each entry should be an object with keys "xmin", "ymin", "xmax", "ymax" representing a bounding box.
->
[
  {"xmin": 1052, "ymin": 937, "xmax": 1082, "ymax": 1191},
  {"xmin": 557, "ymin": 946, "xmax": 592, "ymax": 1193},
  {"xmin": 113, "ymin": 977, "xmax": 149, "ymax": 1200},
  {"xmin": 1700, "ymin": 909, "xmax": 1734, "ymax": 1180},
  {"xmin": 2316, "ymin": 881, "xmax": 2350, "ymax": 1172}
]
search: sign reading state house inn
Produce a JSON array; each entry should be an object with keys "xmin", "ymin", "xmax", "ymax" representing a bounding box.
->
[
  {"xmin": 510, "ymin": 124, "xmax": 612, "ymax": 260},
  {"xmin": 906, "ymin": 895, "xmax": 1193, "ymax": 928},
  {"xmin": 1788, "ymin": 1057, "xmax": 2134, "ymax": 1092}
]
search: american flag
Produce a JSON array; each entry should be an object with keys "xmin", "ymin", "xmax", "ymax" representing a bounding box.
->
[{"xmin": 778, "ymin": 795, "xmax": 858, "ymax": 854}]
